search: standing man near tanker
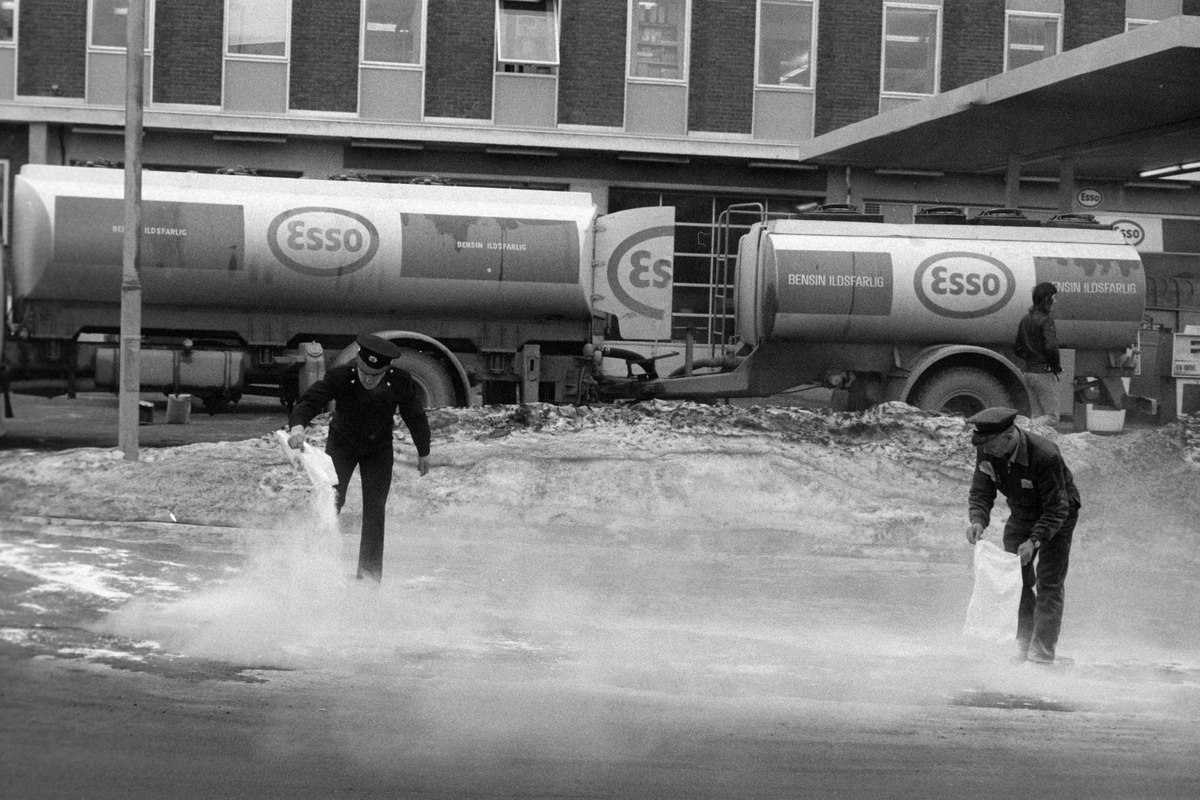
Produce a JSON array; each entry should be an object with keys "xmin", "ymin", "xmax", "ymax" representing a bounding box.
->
[
  {"xmin": 964, "ymin": 407, "xmax": 1080, "ymax": 665},
  {"xmin": 1014, "ymin": 281, "xmax": 1062, "ymax": 425},
  {"xmin": 286, "ymin": 334, "xmax": 431, "ymax": 582}
]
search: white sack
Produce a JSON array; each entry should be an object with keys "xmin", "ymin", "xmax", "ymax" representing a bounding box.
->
[{"xmin": 962, "ymin": 539, "xmax": 1022, "ymax": 642}]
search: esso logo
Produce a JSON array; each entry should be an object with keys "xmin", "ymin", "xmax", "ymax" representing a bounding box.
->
[
  {"xmin": 913, "ymin": 252, "xmax": 1016, "ymax": 319},
  {"xmin": 607, "ymin": 225, "xmax": 673, "ymax": 320},
  {"xmin": 268, "ymin": 207, "xmax": 380, "ymax": 277},
  {"xmin": 1077, "ymin": 188, "xmax": 1103, "ymax": 208},
  {"xmin": 1111, "ymin": 219, "xmax": 1145, "ymax": 248}
]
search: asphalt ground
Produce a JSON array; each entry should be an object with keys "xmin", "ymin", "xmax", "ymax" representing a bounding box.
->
[{"xmin": 0, "ymin": 391, "xmax": 289, "ymax": 451}]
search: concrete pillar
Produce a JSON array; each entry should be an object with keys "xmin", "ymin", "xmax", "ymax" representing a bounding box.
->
[
  {"xmin": 28, "ymin": 123, "xmax": 50, "ymax": 164},
  {"xmin": 1005, "ymin": 154, "xmax": 1022, "ymax": 209},
  {"xmin": 1058, "ymin": 156, "xmax": 1076, "ymax": 214}
]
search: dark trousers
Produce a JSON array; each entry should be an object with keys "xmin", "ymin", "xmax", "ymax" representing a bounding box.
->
[
  {"xmin": 326, "ymin": 440, "xmax": 394, "ymax": 581},
  {"xmin": 1003, "ymin": 510, "xmax": 1077, "ymax": 662}
]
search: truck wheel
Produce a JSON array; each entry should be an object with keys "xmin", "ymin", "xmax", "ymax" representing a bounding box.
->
[
  {"xmin": 912, "ymin": 367, "xmax": 1012, "ymax": 417},
  {"xmin": 393, "ymin": 348, "xmax": 456, "ymax": 408}
]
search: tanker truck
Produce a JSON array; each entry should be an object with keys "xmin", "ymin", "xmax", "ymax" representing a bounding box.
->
[
  {"xmin": 4, "ymin": 164, "xmax": 674, "ymax": 412},
  {"xmin": 636, "ymin": 207, "xmax": 1145, "ymax": 417}
]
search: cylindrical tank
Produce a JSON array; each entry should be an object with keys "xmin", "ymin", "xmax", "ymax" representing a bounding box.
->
[
  {"xmin": 739, "ymin": 219, "xmax": 1144, "ymax": 351},
  {"xmin": 13, "ymin": 165, "xmax": 597, "ymax": 321}
]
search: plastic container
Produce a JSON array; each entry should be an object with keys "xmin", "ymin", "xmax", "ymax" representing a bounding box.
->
[
  {"xmin": 166, "ymin": 394, "xmax": 192, "ymax": 424},
  {"xmin": 1086, "ymin": 404, "xmax": 1126, "ymax": 433}
]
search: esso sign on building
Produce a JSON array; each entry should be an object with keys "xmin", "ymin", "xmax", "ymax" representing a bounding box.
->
[
  {"xmin": 1111, "ymin": 219, "xmax": 1146, "ymax": 248},
  {"xmin": 1076, "ymin": 187, "xmax": 1103, "ymax": 208}
]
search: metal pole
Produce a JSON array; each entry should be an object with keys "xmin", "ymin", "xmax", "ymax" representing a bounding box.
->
[{"xmin": 118, "ymin": 0, "xmax": 145, "ymax": 460}]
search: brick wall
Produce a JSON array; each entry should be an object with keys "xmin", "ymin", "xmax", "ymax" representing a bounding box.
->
[
  {"xmin": 1063, "ymin": 0, "xmax": 1125, "ymax": 50},
  {"xmin": 16, "ymin": 0, "xmax": 86, "ymax": 98},
  {"xmin": 425, "ymin": 0, "xmax": 494, "ymax": 120},
  {"xmin": 290, "ymin": 0, "xmax": 360, "ymax": 113},
  {"xmin": 687, "ymin": 0, "xmax": 754, "ymax": 134},
  {"xmin": 153, "ymin": 0, "xmax": 224, "ymax": 106},
  {"xmin": 558, "ymin": 0, "xmax": 625, "ymax": 126},
  {"xmin": 814, "ymin": 2, "xmax": 882, "ymax": 135},
  {"xmin": 941, "ymin": 0, "xmax": 1004, "ymax": 91}
]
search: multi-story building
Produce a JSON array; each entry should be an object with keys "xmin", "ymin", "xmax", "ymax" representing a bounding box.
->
[{"xmin": 1, "ymin": 0, "xmax": 1198, "ymax": 349}]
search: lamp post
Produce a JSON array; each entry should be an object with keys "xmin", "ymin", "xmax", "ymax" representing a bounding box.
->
[{"xmin": 118, "ymin": 0, "xmax": 145, "ymax": 460}]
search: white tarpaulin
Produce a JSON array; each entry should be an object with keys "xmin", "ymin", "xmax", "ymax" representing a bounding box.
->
[{"xmin": 963, "ymin": 539, "xmax": 1022, "ymax": 642}]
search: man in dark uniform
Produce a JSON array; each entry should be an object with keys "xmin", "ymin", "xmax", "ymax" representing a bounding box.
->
[
  {"xmin": 286, "ymin": 334, "xmax": 431, "ymax": 582},
  {"xmin": 1013, "ymin": 281, "xmax": 1062, "ymax": 425},
  {"xmin": 965, "ymin": 406, "xmax": 1080, "ymax": 664}
]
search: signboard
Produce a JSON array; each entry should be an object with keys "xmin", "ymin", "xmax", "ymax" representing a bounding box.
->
[
  {"xmin": 1076, "ymin": 187, "xmax": 1103, "ymax": 208},
  {"xmin": 1093, "ymin": 214, "xmax": 1163, "ymax": 251},
  {"xmin": 1173, "ymin": 333, "xmax": 1200, "ymax": 378}
]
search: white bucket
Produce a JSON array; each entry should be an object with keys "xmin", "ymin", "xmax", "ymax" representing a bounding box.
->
[
  {"xmin": 166, "ymin": 394, "xmax": 192, "ymax": 425},
  {"xmin": 1086, "ymin": 404, "xmax": 1125, "ymax": 434}
]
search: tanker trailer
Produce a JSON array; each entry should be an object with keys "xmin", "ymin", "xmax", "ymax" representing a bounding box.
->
[
  {"xmin": 638, "ymin": 215, "xmax": 1144, "ymax": 416},
  {"xmin": 7, "ymin": 165, "xmax": 673, "ymax": 411}
]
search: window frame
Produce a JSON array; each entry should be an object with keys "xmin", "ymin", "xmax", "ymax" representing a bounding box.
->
[
  {"xmin": 1004, "ymin": 9, "xmax": 1062, "ymax": 72},
  {"xmin": 495, "ymin": 0, "xmax": 560, "ymax": 71},
  {"xmin": 360, "ymin": 0, "xmax": 426, "ymax": 67},
  {"xmin": 880, "ymin": 2, "xmax": 941, "ymax": 98},
  {"xmin": 225, "ymin": 0, "xmax": 290, "ymax": 60},
  {"xmin": 88, "ymin": 0, "xmax": 154, "ymax": 53},
  {"xmin": 754, "ymin": 0, "xmax": 817, "ymax": 90},
  {"xmin": 627, "ymin": 0, "xmax": 691, "ymax": 83}
]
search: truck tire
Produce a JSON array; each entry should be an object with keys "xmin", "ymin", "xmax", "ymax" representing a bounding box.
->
[
  {"xmin": 912, "ymin": 367, "xmax": 1013, "ymax": 418},
  {"xmin": 393, "ymin": 348, "xmax": 456, "ymax": 408}
]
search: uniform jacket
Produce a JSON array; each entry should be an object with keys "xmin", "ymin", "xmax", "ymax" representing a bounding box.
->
[
  {"xmin": 1014, "ymin": 308, "xmax": 1061, "ymax": 373},
  {"xmin": 288, "ymin": 364, "xmax": 431, "ymax": 456},
  {"xmin": 968, "ymin": 428, "xmax": 1080, "ymax": 544}
]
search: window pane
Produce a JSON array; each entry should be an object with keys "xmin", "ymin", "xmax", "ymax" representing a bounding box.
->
[
  {"xmin": 364, "ymin": 0, "xmax": 421, "ymax": 64},
  {"xmin": 498, "ymin": 0, "xmax": 558, "ymax": 64},
  {"xmin": 883, "ymin": 6, "xmax": 937, "ymax": 94},
  {"xmin": 91, "ymin": 0, "xmax": 149, "ymax": 49},
  {"xmin": 0, "ymin": 1, "xmax": 14, "ymax": 42},
  {"xmin": 631, "ymin": 0, "xmax": 686, "ymax": 80},
  {"xmin": 228, "ymin": 0, "xmax": 287, "ymax": 57},
  {"xmin": 1007, "ymin": 15, "xmax": 1058, "ymax": 70},
  {"xmin": 757, "ymin": 0, "xmax": 813, "ymax": 87}
]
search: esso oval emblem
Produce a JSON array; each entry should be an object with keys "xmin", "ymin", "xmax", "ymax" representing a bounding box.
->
[
  {"xmin": 913, "ymin": 252, "xmax": 1016, "ymax": 319},
  {"xmin": 268, "ymin": 207, "xmax": 380, "ymax": 277},
  {"xmin": 606, "ymin": 224, "xmax": 673, "ymax": 320},
  {"xmin": 1111, "ymin": 219, "xmax": 1145, "ymax": 248}
]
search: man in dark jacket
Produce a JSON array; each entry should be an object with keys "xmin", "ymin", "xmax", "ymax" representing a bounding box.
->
[
  {"xmin": 965, "ymin": 406, "xmax": 1080, "ymax": 665},
  {"xmin": 1013, "ymin": 281, "xmax": 1062, "ymax": 425},
  {"xmin": 286, "ymin": 334, "xmax": 431, "ymax": 582}
]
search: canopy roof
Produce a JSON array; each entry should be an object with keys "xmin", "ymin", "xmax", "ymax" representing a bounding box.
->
[{"xmin": 798, "ymin": 15, "xmax": 1200, "ymax": 181}]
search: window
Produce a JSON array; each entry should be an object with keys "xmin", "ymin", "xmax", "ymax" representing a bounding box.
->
[
  {"xmin": 90, "ymin": 0, "xmax": 151, "ymax": 50},
  {"xmin": 363, "ymin": 0, "xmax": 422, "ymax": 64},
  {"xmin": 757, "ymin": 0, "xmax": 814, "ymax": 88},
  {"xmin": 1005, "ymin": 12, "xmax": 1060, "ymax": 71},
  {"xmin": 630, "ymin": 0, "xmax": 687, "ymax": 81},
  {"xmin": 227, "ymin": 0, "xmax": 288, "ymax": 57},
  {"xmin": 497, "ymin": 0, "xmax": 558, "ymax": 71},
  {"xmin": 882, "ymin": 4, "xmax": 939, "ymax": 96},
  {"xmin": 0, "ymin": 1, "xmax": 14, "ymax": 43}
]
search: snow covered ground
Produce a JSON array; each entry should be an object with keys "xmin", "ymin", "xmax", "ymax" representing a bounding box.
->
[{"xmin": 1, "ymin": 401, "xmax": 1198, "ymax": 797}]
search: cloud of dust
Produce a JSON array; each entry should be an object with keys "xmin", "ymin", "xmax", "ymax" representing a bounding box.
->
[{"xmin": 95, "ymin": 435, "xmax": 1200, "ymax": 770}]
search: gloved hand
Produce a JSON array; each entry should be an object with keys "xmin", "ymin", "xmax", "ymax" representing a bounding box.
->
[
  {"xmin": 1017, "ymin": 538, "xmax": 1039, "ymax": 565},
  {"xmin": 416, "ymin": 455, "xmax": 429, "ymax": 476},
  {"xmin": 286, "ymin": 424, "xmax": 306, "ymax": 450},
  {"xmin": 966, "ymin": 522, "xmax": 985, "ymax": 545}
]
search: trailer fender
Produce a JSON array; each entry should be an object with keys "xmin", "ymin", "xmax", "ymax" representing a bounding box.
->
[
  {"xmin": 887, "ymin": 345, "xmax": 1026, "ymax": 415},
  {"xmin": 333, "ymin": 331, "xmax": 470, "ymax": 408}
]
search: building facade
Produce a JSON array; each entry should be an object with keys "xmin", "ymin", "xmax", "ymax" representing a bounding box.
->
[{"xmin": 1, "ymin": 0, "xmax": 1198, "ymax": 348}]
